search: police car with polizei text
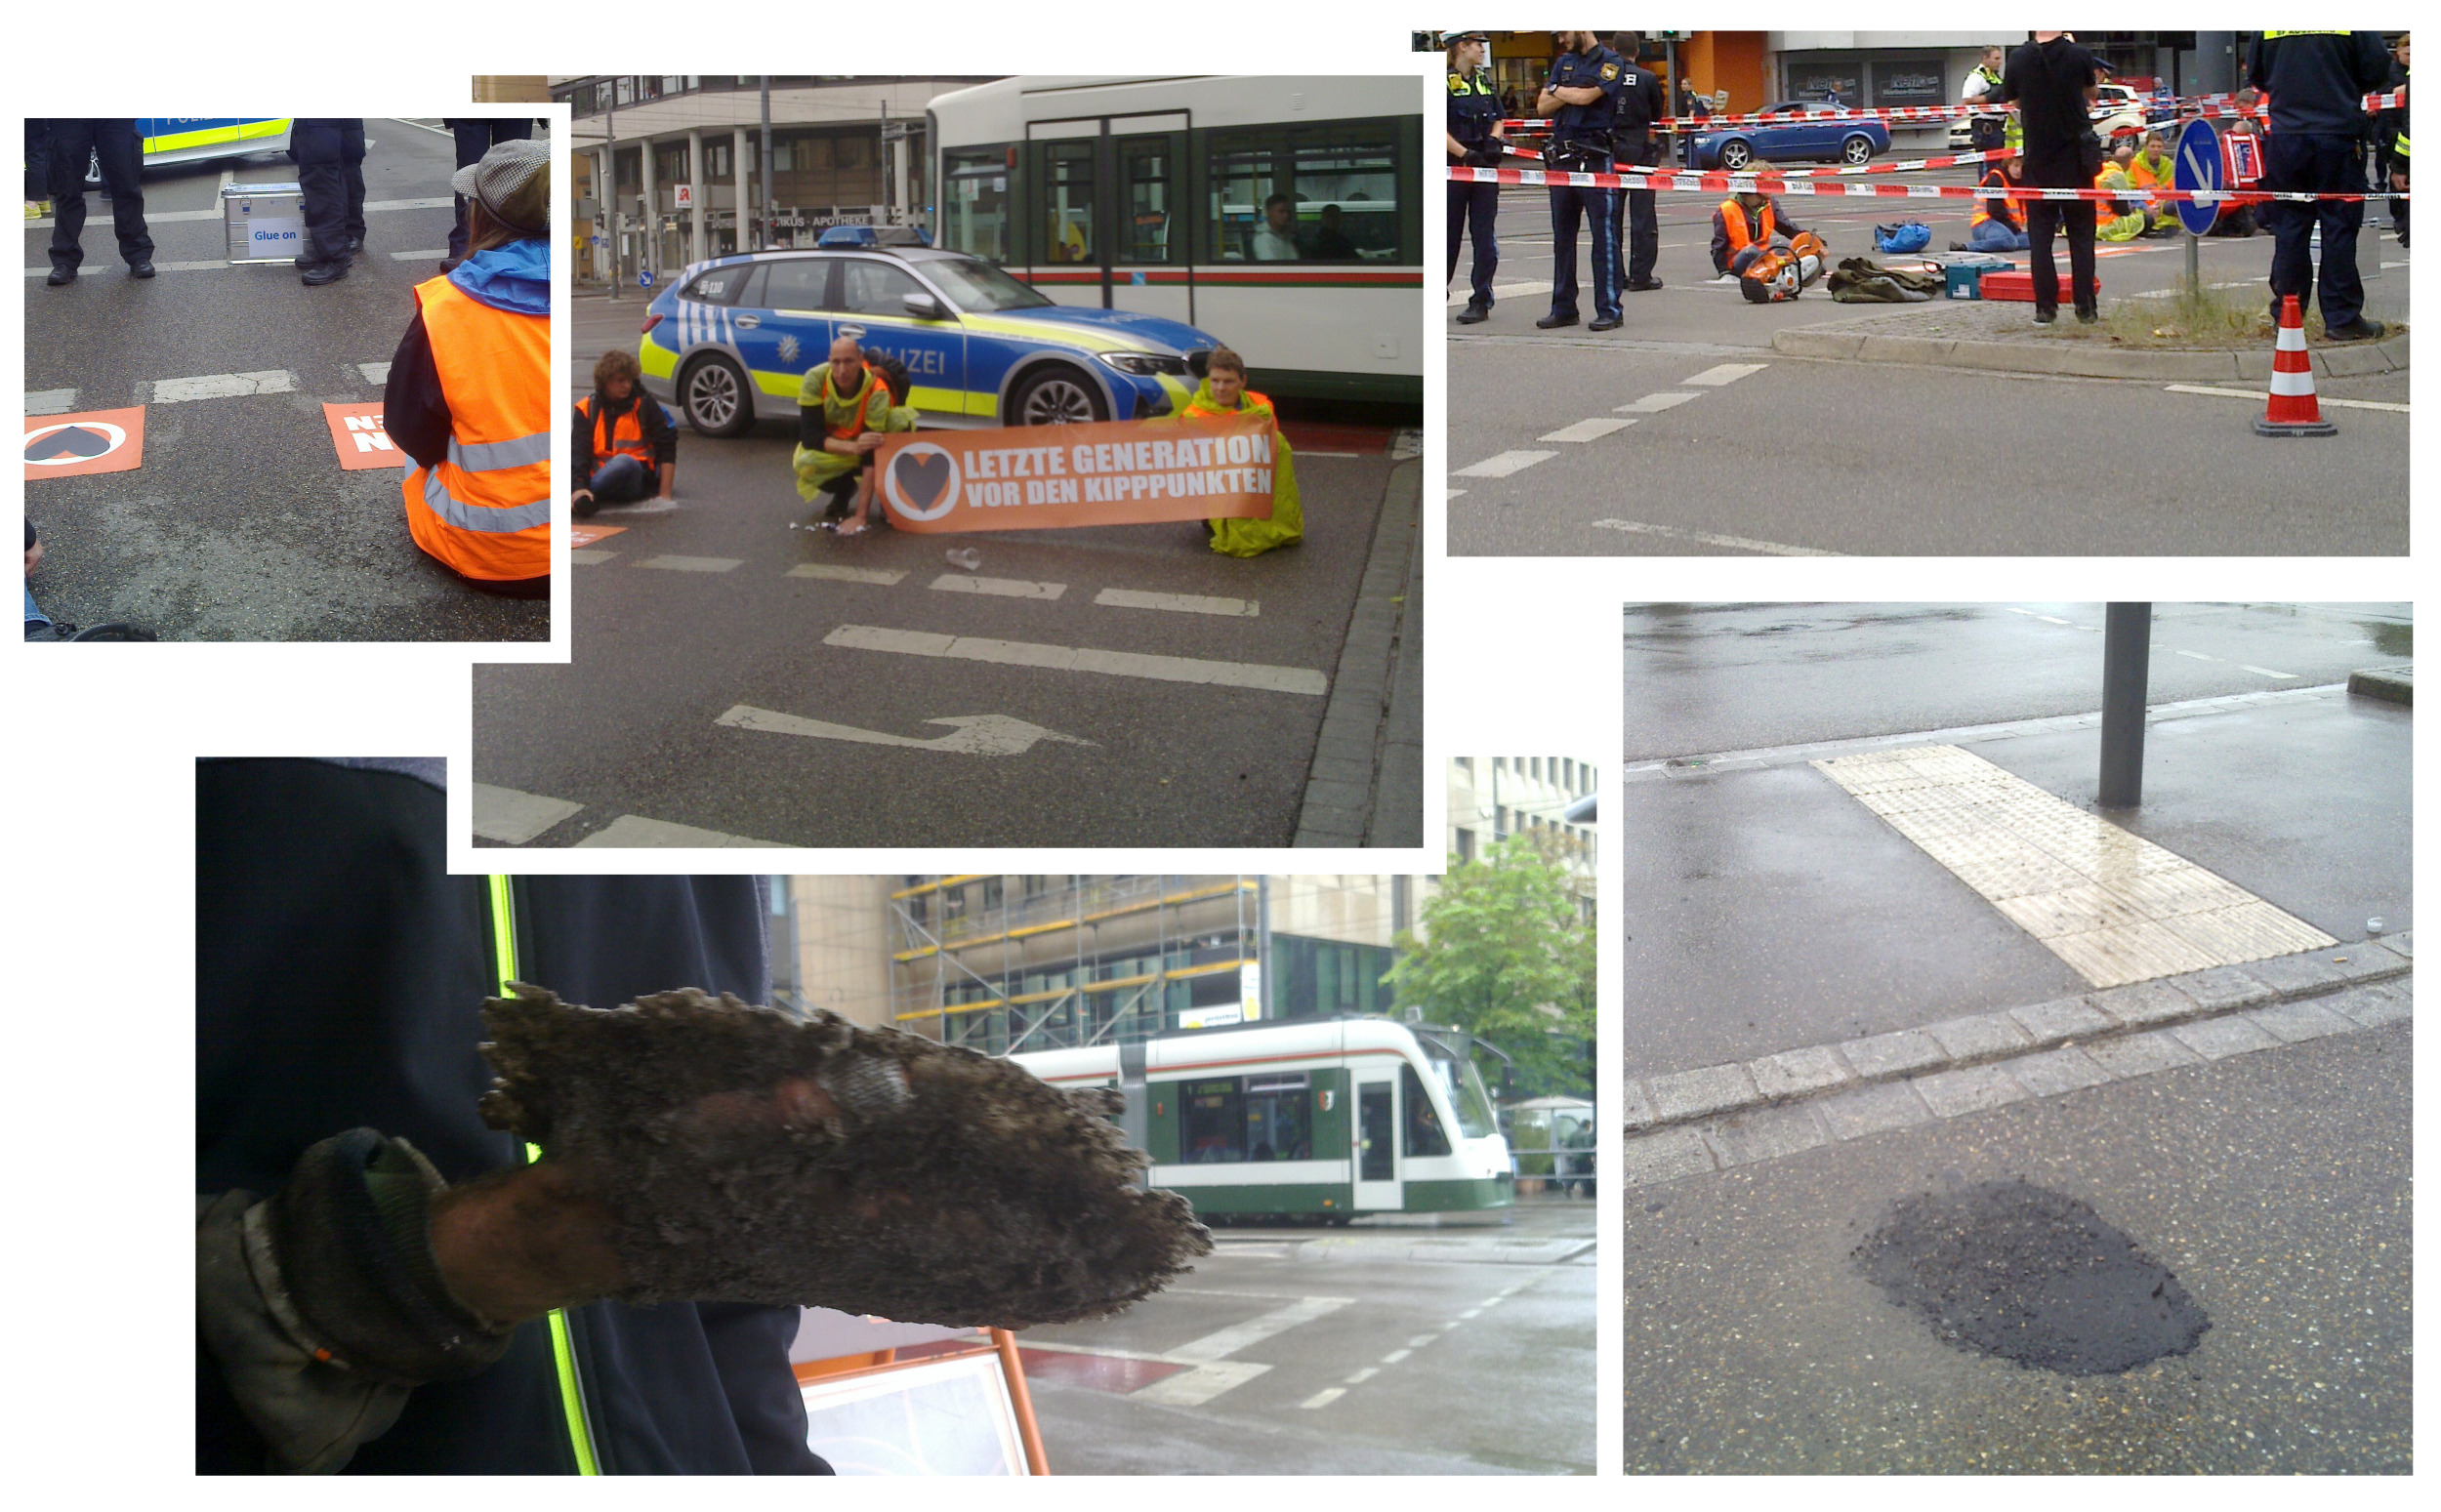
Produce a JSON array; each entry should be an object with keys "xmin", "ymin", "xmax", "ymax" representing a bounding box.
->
[{"xmin": 640, "ymin": 226, "xmax": 1220, "ymax": 437}]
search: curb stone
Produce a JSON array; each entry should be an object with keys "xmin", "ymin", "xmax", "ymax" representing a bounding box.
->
[
  {"xmin": 1621, "ymin": 939, "xmax": 2411, "ymax": 1153},
  {"xmin": 2348, "ymin": 665, "xmax": 2412, "ymax": 706},
  {"xmin": 1293, "ymin": 457, "xmax": 1419, "ymax": 846},
  {"xmin": 1773, "ymin": 324, "xmax": 2407, "ymax": 381}
]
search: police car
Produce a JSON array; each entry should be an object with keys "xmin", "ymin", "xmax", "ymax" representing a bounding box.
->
[
  {"xmin": 82, "ymin": 119, "xmax": 295, "ymax": 183},
  {"xmin": 639, "ymin": 226, "xmax": 1220, "ymax": 437}
]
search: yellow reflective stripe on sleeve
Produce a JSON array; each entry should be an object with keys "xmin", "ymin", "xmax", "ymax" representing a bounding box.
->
[
  {"xmin": 485, "ymin": 877, "xmax": 602, "ymax": 1478},
  {"xmin": 2261, "ymin": 30, "xmax": 2349, "ymax": 38}
]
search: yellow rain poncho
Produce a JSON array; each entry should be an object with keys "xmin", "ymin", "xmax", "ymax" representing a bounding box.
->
[
  {"xmin": 1179, "ymin": 378, "xmax": 1302, "ymax": 558},
  {"xmin": 792, "ymin": 362, "xmax": 894, "ymax": 502}
]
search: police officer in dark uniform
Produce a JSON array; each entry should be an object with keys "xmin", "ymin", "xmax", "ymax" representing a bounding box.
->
[
  {"xmin": 2248, "ymin": 29, "xmax": 2394, "ymax": 339},
  {"xmin": 293, "ymin": 118, "xmax": 368, "ymax": 288},
  {"xmin": 1605, "ymin": 31, "xmax": 1670, "ymax": 295},
  {"xmin": 1447, "ymin": 31, "xmax": 1508, "ymax": 324},
  {"xmin": 443, "ymin": 117, "xmax": 536, "ymax": 272},
  {"xmin": 1537, "ymin": 29, "xmax": 1627, "ymax": 331},
  {"xmin": 44, "ymin": 119, "xmax": 153, "ymax": 287}
]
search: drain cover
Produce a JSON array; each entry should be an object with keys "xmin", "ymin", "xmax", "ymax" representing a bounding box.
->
[{"xmin": 1855, "ymin": 1178, "xmax": 2210, "ymax": 1375}]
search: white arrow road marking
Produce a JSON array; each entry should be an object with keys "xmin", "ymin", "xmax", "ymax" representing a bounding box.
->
[
  {"xmin": 716, "ymin": 706, "xmax": 1096, "ymax": 755},
  {"xmin": 1590, "ymin": 518, "xmax": 1841, "ymax": 556},
  {"xmin": 825, "ymin": 624, "xmax": 1329, "ymax": 695},
  {"xmin": 573, "ymin": 815, "xmax": 787, "ymax": 848}
]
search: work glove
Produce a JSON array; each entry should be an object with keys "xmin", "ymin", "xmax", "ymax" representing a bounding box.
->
[
  {"xmin": 1464, "ymin": 143, "xmax": 1508, "ymax": 169},
  {"xmin": 476, "ymin": 984, "xmax": 1213, "ymax": 1329},
  {"xmin": 197, "ymin": 1132, "xmax": 517, "ymax": 1473}
]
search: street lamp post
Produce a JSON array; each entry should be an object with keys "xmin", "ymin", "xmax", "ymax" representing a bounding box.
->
[{"xmin": 2098, "ymin": 603, "xmax": 2153, "ymax": 807}]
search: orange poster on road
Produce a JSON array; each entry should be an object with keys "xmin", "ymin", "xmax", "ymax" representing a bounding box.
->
[
  {"xmin": 569, "ymin": 523, "xmax": 627, "ymax": 548},
  {"xmin": 24, "ymin": 407, "xmax": 145, "ymax": 480},
  {"xmin": 321, "ymin": 402, "xmax": 402, "ymax": 470},
  {"xmin": 871, "ymin": 412, "xmax": 1278, "ymax": 534}
]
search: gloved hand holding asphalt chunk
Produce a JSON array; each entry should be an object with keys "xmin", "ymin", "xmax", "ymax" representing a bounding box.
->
[{"xmin": 474, "ymin": 983, "xmax": 1212, "ymax": 1326}]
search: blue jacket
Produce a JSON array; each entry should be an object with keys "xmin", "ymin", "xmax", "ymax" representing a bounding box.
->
[
  {"xmin": 196, "ymin": 759, "xmax": 827, "ymax": 1475},
  {"xmin": 449, "ymin": 237, "xmax": 551, "ymax": 315}
]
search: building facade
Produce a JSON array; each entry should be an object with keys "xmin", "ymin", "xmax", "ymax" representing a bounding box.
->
[
  {"xmin": 551, "ymin": 75, "xmax": 997, "ymax": 286},
  {"xmin": 1446, "ymin": 756, "xmax": 1597, "ymax": 872}
]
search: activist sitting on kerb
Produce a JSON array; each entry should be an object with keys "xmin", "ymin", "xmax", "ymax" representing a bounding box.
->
[
  {"xmin": 792, "ymin": 336, "xmax": 891, "ymax": 528},
  {"xmin": 1179, "ymin": 347, "xmax": 1302, "ymax": 558}
]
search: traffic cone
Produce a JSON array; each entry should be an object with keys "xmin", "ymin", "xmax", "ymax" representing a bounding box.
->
[{"xmin": 2254, "ymin": 294, "xmax": 2337, "ymax": 437}]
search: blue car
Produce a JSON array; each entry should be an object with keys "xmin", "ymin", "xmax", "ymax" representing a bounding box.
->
[
  {"xmin": 640, "ymin": 234, "xmax": 1219, "ymax": 437},
  {"xmin": 1692, "ymin": 102, "xmax": 1890, "ymax": 171}
]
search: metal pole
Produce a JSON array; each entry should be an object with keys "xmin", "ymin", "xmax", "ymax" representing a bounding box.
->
[
  {"xmin": 2098, "ymin": 603, "xmax": 2152, "ymax": 807},
  {"xmin": 880, "ymin": 97, "xmax": 890, "ymax": 224},
  {"xmin": 605, "ymin": 80, "xmax": 621, "ymax": 302},
  {"xmin": 1257, "ymin": 876, "xmax": 1274, "ymax": 1023},
  {"xmin": 759, "ymin": 79, "xmax": 774, "ymax": 252}
]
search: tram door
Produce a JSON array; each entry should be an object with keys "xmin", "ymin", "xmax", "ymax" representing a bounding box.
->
[
  {"xmin": 1025, "ymin": 113, "xmax": 1193, "ymax": 326},
  {"xmin": 1352, "ymin": 1072, "xmax": 1401, "ymax": 1210}
]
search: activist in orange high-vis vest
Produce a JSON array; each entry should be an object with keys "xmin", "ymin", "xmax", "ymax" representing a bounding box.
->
[
  {"xmin": 1184, "ymin": 347, "xmax": 1301, "ymax": 558},
  {"xmin": 385, "ymin": 138, "xmax": 551, "ymax": 596}
]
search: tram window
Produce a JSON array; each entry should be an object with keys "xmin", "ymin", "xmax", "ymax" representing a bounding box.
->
[
  {"xmin": 1207, "ymin": 127, "xmax": 1401, "ymax": 264},
  {"xmin": 941, "ymin": 150, "xmax": 1011, "ymax": 263},
  {"xmin": 1401, "ymin": 1067, "xmax": 1452, "ymax": 1158},
  {"xmin": 1119, "ymin": 137, "xmax": 1173, "ymax": 264},
  {"xmin": 1041, "ymin": 141, "xmax": 1096, "ymax": 265},
  {"xmin": 1180, "ymin": 1079, "xmax": 1241, "ymax": 1164},
  {"xmin": 839, "ymin": 260, "xmax": 928, "ymax": 317},
  {"xmin": 1242, "ymin": 1073, "xmax": 1311, "ymax": 1162}
]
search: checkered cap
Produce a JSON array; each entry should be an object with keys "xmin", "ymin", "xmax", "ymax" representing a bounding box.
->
[{"xmin": 451, "ymin": 137, "xmax": 550, "ymax": 236}]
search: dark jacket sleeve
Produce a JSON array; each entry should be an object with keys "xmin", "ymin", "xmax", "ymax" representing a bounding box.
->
[
  {"xmin": 383, "ymin": 313, "xmax": 454, "ymax": 470},
  {"xmin": 641, "ymin": 393, "xmax": 679, "ymax": 466},
  {"xmin": 571, "ymin": 396, "xmax": 599, "ymax": 484},
  {"xmin": 696, "ymin": 1304, "xmax": 832, "ymax": 1475}
]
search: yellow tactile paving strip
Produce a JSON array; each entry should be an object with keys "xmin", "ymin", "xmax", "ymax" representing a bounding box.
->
[{"xmin": 1813, "ymin": 744, "xmax": 2337, "ymax": 989}]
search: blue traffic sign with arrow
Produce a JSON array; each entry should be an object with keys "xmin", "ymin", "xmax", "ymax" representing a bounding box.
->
[{"xmin": 2172, "ymin": 117, "xmax": 2223, "ymax": 238}]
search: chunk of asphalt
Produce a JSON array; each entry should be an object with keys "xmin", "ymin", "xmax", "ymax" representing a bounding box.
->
[
  {"xmin": 1839, "ymin": 1029, "xmax": 1947, "ymax": 1081},
  {"xmin": 477, "ymin": 985, "xmax": 1211, "ymax": 1328},
  {"xmin": 1854, "ymin": 1178, "xmax": 2211, "ymax": 1376}
]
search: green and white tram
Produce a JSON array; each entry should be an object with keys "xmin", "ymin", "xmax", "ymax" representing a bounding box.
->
[
  {"xmin": 1012, "ymin": 1017, "xmax": 1511, "ymax": 1221},
  {"xmin": 927, "ymin": 75, "xmax": 1424, "ymax": 405}
]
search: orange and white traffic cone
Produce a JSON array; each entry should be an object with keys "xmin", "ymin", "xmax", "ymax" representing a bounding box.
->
[{"xmin": 2255, "ymin": 294, "xmax": 2337, "ymax": 437}]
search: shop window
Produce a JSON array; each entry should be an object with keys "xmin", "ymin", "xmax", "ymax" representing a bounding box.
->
[
  {"xmin": 982, "ymin": 879, "xmax": 1003, "ymax": 911},
  {"xmin": 1208, "ymin": 127, "xmax": 1398, "ymax": 264},
  {"xmin": 1401, "ymin": 1066, "xmax": 1452, "ymax": 1157}
]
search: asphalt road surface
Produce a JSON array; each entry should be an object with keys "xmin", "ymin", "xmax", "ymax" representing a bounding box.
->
[
  {"xmin": 1020, "ymin": 1201, "xmax": 1595, "ymax": 1474},
  {"xmin": 1624, "ymin": 601, "xmax": 2412, "ymax": 756},
  {"xmin": 476, "ymin": 299, "xmax": 1411, "ymax": 847},
  {"xmin": 1623, "ymin": 1020, "xmax": 2410, "ymax": 1472},
  {"xmin": 1448, "ymin": 175, "xmax": 2410, "ymax": 555},
  {"xmin": 22, "ymin": 119, "xmax": 547, "ymax": 641}
]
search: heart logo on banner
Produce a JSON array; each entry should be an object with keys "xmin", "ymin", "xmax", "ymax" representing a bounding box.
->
[{"xmin": 893, "ymin": 450, "xmax": 953, "ymax": 510}]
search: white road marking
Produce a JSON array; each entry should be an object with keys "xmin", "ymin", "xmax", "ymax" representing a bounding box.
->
[
  {"xmin": 2173, "ymin": 648, "xmax": 2216, "ymax": 662},
  {"xmin": 1128, "ymin": 1360, "xmax": 1270, "ymax": 1408},
  {"xmin": 2161, "ymin": 384, "xmax": 2409, "ymax": 415},
  {"xmin": 569, "ymin": 549, "xmax": 615, "ymax": 566},
  {"xmin": 1479, "ymin": 1295, "xmax": 1508, "ymax": 1308},
  {"xmin": 1814, "ymin": 744, "xmax": 2335, "ymax": 988},
  {"xmin": 1167, "ymin": 1296, "xmax": 1352, "ymax": 1364},
  {"xmin": 388, "ymin": 250, "xmax": 451, "ymax": 261},
  {"xmin": 26, "ymin": 258, "xmax": 229, "ymax": 276},
  {"xmin": 1590, "ymin": 519, "xmax": 1841, "ymax": 556},
  {"xmin": 1616, "ymin": 391, "xmax": 1702, "ymax": 414},
  {"xmin": 219, "ymin": 167, "xmax": 235, "ymax": 190},
  {"xmin": 2240, "ymin": 664, "xmax": 2298, "ymax": 680},
  {"xmin": 930, "ymin": 573, "xmax": 1066, "ymax": 600},
  {"xmin": 385, "ymin": 118, "xmax": 456, "ymax": 138},
  {"xmin": 471, "ymin": 784, "xmax": 583, "ymax": 844},
  {"xmin": 1448, "ymin": 488, "xmax": 1467, "ymax": 497},
  {"xmin": 715, "ymin": 706, "xmax": 1094, "ymax": 756},
  {"xmin": 1095, "ymin": 588, "xmax": 1260, "ymax": 618},
  {"xmin": 1444, "ymin": 278, "xmax": 1551, "ymax": 307},
  {"xmin": 787, "ymin": 563, "xmax": 905, "ymax": 586},
  {"xmin": 572, "ymin": 815, "xmax": 787, "ymax": 848},
  {"xmin": 150, "ymin": 370, "xmax": 295, "ymax": 403},
  {"xmin": 2037, "ymin": 615, "xmax": 2071, "ymax": 625},
  {"xmin": 824, "ymin": 624, "xmax": 1329, "ymax": 696},
  {"xmin": 1681, "ymin": 362, "xmax": 1768, "ymax": 386},
  {"xmin": 1538, "ymin": 416, "xmax": 1637, "ymax": 443},
  {"xmin": 635, "ymin": 555, "xmax": 742, "ymax": 573},
  {"xmin": 1406, "ymin": 1333, "xmax": 1438, "ymax": 1348},
  {"xmin": 1379, "ymin": 1348, "xmax": 1412, "ymax": 1365},
  {"xmin": 1460, "ymin": 1308, "xmax": 1482, "ymax": 1319},
  {"xmin": 356, "ymin": 362, "xmax": 392, "ymax": 386},
  {"xmin": 2005, "ymin": 607, "xmax": 2040, "ymax": 616},
  {"xmin": 1299, "ymin": 1388, "xmax": 1346, "ymax": 1410},
  {"xmin": 1343, "ymin": 1367, "xmax": 1380, "ymax": 1385},
  {"xmin": 1453, "ymin": 449, "xmax": 1554, "ymax": 478},
  {"xmin": 24, "ymin": 388, "xmax": 78, "ymax": 415},
  {"xmin": 24, "ymin": 196, "xmax": 451, "ymax": 232}
]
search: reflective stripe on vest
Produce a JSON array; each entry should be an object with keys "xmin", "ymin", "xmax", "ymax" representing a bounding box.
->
[
  {"xmin": 403, "ymin": 272, "xmax": 551, "ymax": 579},
  {"xmin": 581, "ymin": 396, "xmax": 654, "ymax": 469},
  {"xmin": 1721, "ymin": 199, "xmax": 1775, "ymax": 250}
]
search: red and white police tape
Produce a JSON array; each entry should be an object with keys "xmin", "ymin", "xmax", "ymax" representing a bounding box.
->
[
  {"xmin": 1491, "ymin": 86, "xmax": 2403, "ymax": 134},
  {"xmin": 1502, "ymin": 144, "xmax": 2024, "ymax": 179},
  {"xmin": 1446, "ymin": 164, "xmax": 2409, "ymax": 203}
]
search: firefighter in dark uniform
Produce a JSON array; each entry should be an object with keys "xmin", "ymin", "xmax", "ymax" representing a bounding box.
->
[
  {"xmin": 2248, "ymin": 30, "xmax": 2393, "ymax": 340},
  {"xmin": 44, "ymin": 119, "xmax": 153, "ymax": 286},
  {"xmin": 293, "ymin": 118, "xmax": 368, "ymax": 288},
  {"xmin": 1537, "ymin": 29, "xmax": 1626, "ymax": 331},
  {"xmin": 1446, "ymin": 31, "xmax": 1507, "ymax": 324},
  {"xmin": 1605, "ymin": 30, "xmax": 1670, "ymax": 295}
]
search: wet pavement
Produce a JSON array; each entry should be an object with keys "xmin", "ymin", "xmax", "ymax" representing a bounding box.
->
[
  {"xmin": 1623, "ymin": 1020, "xmax": 2411, "ymax": 1473},
  {"xmin": 1020, "ymin": 1199, "xmax": 1594, "ymax": 1474}
]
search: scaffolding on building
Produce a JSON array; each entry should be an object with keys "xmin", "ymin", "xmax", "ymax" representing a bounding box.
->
[{"xmin": 886, "ymin": 876, "xmax": 1262, "ymax": 1055}]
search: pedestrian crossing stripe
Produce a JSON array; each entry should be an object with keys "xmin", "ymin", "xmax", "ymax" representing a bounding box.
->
[
  {"xmin": 1814, "ymin": 744, "xmax": 2336, "ymax": 988},
  {"xmin": 24, "ymin": 407, "xmax": 145, "ymax": 480}
]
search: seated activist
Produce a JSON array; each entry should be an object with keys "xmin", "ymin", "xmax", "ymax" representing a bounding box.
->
[
  {"xmin": 2093, "ymin": 153, "xmax": 2149, "ymax": 243},
  {"xmin": 830, "ymin": 352, "xmax": 918, "ymax": 539},
  {"xmin": 386, "ymin": 138, "xmax": 551, "ymax": 599},
  {"xmin": 792, "ymin": 336, "xmax": 892, "ymax": 527},
  {"xmin": 2127, "ymin": 132, "xmax": 2181, "ymax": 235},
  {"xmin": 570, "ymin": 350, "xmax": 676, "ymax": 520},
  {"xmin": 1965, "ymin": 156, "xmax": 2031, "ymax": 252},
  {"xmin": 1179, "ymin": 347, "xmax": 1301, "ymax": 558},
  {"xmin": 1710, "ymin": 188, "xmax": 1814, "ymax": 279}
]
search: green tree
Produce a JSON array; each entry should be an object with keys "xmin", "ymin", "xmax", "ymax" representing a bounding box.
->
[{"xmin": 1386, "ymin": 831, "xmax": 1596, "ymax": 1100}]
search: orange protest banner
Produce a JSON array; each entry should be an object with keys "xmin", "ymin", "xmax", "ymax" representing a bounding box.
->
[
  {"xmin": 569, "ymin": 523, "xmax": 627, "ymax": 548},
  {"xmin": 871, "ymin": 412, "xmax": 1279, "ymax": 534},
  {"xmin": 24, "ymin": 407, "xmax": 145, "ymax": 481},
  {"xmin": 321, "ymin": 402, "xmax": 401, "ymax": 470}
]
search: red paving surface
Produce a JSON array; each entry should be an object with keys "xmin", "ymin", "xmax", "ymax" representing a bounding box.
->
[{"xmin": 1016, "ymin": 1348, "xmax": 1187, "ymax": 1393}]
